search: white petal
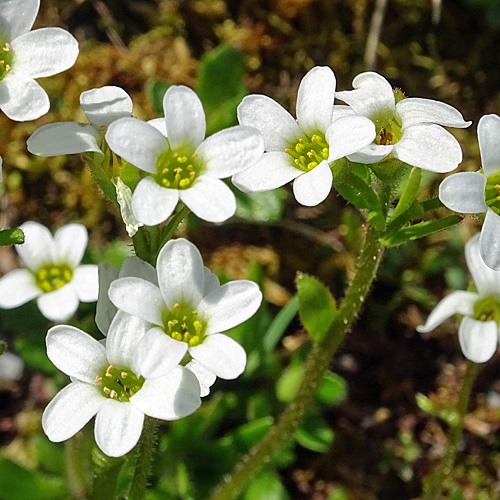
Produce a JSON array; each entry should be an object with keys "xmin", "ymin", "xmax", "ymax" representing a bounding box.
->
[
  {"xmin": 95, "ymin": 399, "xmax": 144, "ymax": 457},
  {"xmin": 156, "ymin": 238, "xmax": 205, "ymax": 309},
  {"xmin": 478, "ymin": 114, "xmax": 500, "ymax": 177},
  {"xmin": 231, "ymin": 151, "xmax": 301, "ymax": 192},
  {"xmin": 42, "ymin": 382, "xmax": 103, "ymax": 443},
  {"xmin": 37, "ymin": 285, "xmax": 80, "ymax": 322},
  {"xmin": 190, "ymin": 334, "xmax": 246, "ymax": 379},
  {"xmin": 331, "ymin": 105, "xmax": 356, "ymax": 121},
  {"xmin": 71, "ymin": 265, "xmax": 98, "ymax": 302},
  {"xmin": 106, "ymin": 311, "xmax": 151, "ymax": 370},
  {"xmin": 16, "ymin": 221, "xmax": 55, "ymax": 269},
  {"xmin": 0, "ymin": 0, "xmax": 38, "ymax": 39},
  {"xmin": 199, "ymin": 280, "xmax": 262, "ymax": 334},
  {"xmin": 347, "ymin": 143, "xmax": 393, "ymax": 164},
  {"xmin": 185, "ymin": 359, "xmax": 216, "ymax": 397},
  {"xmin": 113, "ymin": 177, "xmax": 143, "ymax": 237},
  {"xmin": 203, "ymin": 267, "xmax": 220, "ymax": 295},
  {"xmin": 108, "ymin": 277, "xmax": 164, "ymax": 326},
  {"xmin": 96, "ymin": 262, "xmax": 119, "ymax": 336},
  {"xmin": 458, "ymin": 317, "xmax": 498, "ymax": 363},
  {"xmin": 130, "ymin": 366, "xmax": 201, "ymax": 419},
  {"xmin": 131, "ymin": 177, "xmax": 179, "ymax": 226},
  {"xmin": 147, "ymin": 118, "xmax": 167, "ymax": 136},
  {"xmin": 121, "ymin": 256, "xmax": 157, "ymax": 285},
  {"xmin": 439, "ymin": 172, "xmax": 487, "ymax": 213},
  {"xmin": 180, "ymin": 176, "xmax": 236, "ymax": 223},
  {"xmin": 81, "ymin": 86, "xmax": 133, "ymax": 128},
  {"xmin": 164, "ymin": 86, "xmax": 206, "ymax": 150},
  {"xmin": 0, "ymin": 269, "xmax": 40, "ymax": 308},
  {"xmin": 46, "ymin": 325, "xmax": 107, "ymax": 382},
  {"xmin": 465, "ymin": 233, "xmax": 500, "ymax": 295},
  {"xmin": 292, "ymin": 161, "xmax": 333, "ymax": 206},
  {"xmin": 27, "ymin": 122, "xmax": 101, "ymax": 156},
  {"xmin": 479, "ymin": 209, "xmax": 500, "ymax": 271},
  {"xmin": 0, "ymin": 72, "xmax": 49, "ymax": 121},
  {"xmin": 393, "ymin": 123, "xmax": 463, "ymax": 173},
  {"xmin": 296, "ymin": 66, "xmax": 336, "ymax": 133},
  {"xmin": 396, "ymin": 98, "xmax": 471, "ymax": 129},
  {"xmin": 106, "ymin": 118, "xmax": 167, "ymax": 174},
  {"xmin": 336, "ymin": 72, "xmax": 395, "ymax": 122},
  {"xmin": 416, "ymin": 291, "xmax": 478, "ymax": 333},
  {"xmin": 0, "ymin": 352, "xmax": 23, "ymax": 382},
  {"xmin": 237, "ymin": 95, "xmax": 302, "ymax": 151},
  {"xmin": 133, "ymin": 327, "xmax": 187, "ymax": 379},
  {"xmin": 195, "ymin": 126, "xmax": 264, "ymax": 178},
  {"xmin": 12, "ymin": 28, "xmax": 78, "ymax": 78},
  {"xmin": 53, "ymin": 223, "xmax": 88, "ymax": 267},
  {"xmin": 326, "ymin": 115, "xmax": 376, "ymax": 161}
]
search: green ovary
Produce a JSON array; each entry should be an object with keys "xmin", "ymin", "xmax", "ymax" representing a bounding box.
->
[
  {"xmin": 473, "ymin": 295, "xmax": 500, "ymax": 326},
  {"xmin": 95, "ymin": 366, "xmax": 145, "ymax": 402},
  {"xmin": 33, "ymin": 264, "xmax": 73, "ymax": 293},
  {"xmin": 484, "ymin": 172, "xmax": 500, "ymax": 215},
  {"xmin": 372, "ymin": 89, "xmax": 405, "ymax": 146},
  {"xmin": 162, "ymin": 303, "xmax": 206, "ymax": 347},
  {"xmin": 0, "ymin": 40, "xmax": 13, "ymax": 81},
  {"xmin": 155, "ymin": 147, "xmax": 201, "ymax": 190},
  {"xmin": 285, "ymin": 133, "xmax": 329, "ymax": 172}
]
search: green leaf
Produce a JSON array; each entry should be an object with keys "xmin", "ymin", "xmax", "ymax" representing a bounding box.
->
[
  {"xmin": 262, "ymin": 295, "xmax": 298, "ymax": 353},
  {"xmin": 416, "ymin": 393, "xmax": 435, "ymax": 414},
  {"xmin": 390, "ymin": 167, "xmax": 421, "ymax": 221},
  {"xmin": 232, "ymin": 417, "xmax": 274, "ymax": 450},
  {"xmin": 87, "ymin": 152, "xmax": 118, "ymax": 206},
  {"xmin": 296, "ymin": 273, "xmax": 337, "ymax": 342},
  {"xmin": 145, "ymin": 80, "xmax": 170, "ymax": 115},
  {"xmin": 234, "ymin": 187, "xmax": 287, "ymax": 223},
  {"xmin": 15, "ymin": 337, "xmax": 57, "ymax": 374},
  {"xmin": 0, "ymin": 340, "xmax": 6, "ymax": 356},
  {"xmin": 0, "ymin": 228, "xmax": 24, "ymax": 246},
  {"xmin": 294, "ymin": 415, "xmax": 335, "ymax": 453},
  {"xmin": 316, "ymin": 371, "xmax": 347, "ymax": 406},
  {"xmin": 276, "ymin": 355, "xmax": 305, "ymax": 403},
  {"xmin": 34, "ymin": 436, "xmax": 65, "ymax": 477},
  {"xmin": 242, "ymin": 470, "xmax": 290, "ymax": 500}
]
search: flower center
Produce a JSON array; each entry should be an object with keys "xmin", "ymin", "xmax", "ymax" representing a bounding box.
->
[
  {"xmin": 162, "ymin": 303, "xmax": 206, "ymax": 347},
  {"xmin": 0, "ymin": 41, "xmax": 13, "ymax": 81},
  {"xmin": 95, "ymin": 365, "xmax": 145, "ymax": 402},
  {"xmin": 473, "ymin": 295, "xmax": 500, "ymax": 326},
  {"xmin": 484, "ymin": 172, "xmax": 500, "ymax": 215},
  {"xmin": 373, "ymin": 89, "xmax": 405, "ymax": 146},
  {"xmin": 33, "ymin": 264, "xmax": 73, "ymax": 293},
  {"xmin": 155, "ymin": 147, "xmax": 201, "ymax": 190},
  {"xmin": 285, "ymin": 133, "xmax": 329, "ymax": 172}
]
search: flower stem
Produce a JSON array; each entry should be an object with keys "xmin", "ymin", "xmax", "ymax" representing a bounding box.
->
[
  {"xmin": 156, "ymin": 205, "xmax": 191, "ymax": 256},
  {"xmin": 65, "ymin": 434, "xmax": 89, "ymax": 499},
  {"xmin": 91, "ymin": 447, "xmax": 125, "ymax": 500},
  {"xmin": 422, "ymin": 360, "xmax": 478, "ymax": 500},
  {"xmin": 208, "ymin": 224, "xmax": 384, "ymax": 500}
]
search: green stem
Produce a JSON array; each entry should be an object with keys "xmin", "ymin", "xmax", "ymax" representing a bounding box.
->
[
  {"xmin": 422, "ymin": 360, "xmax": 478, "ymax": 500},
  {"xmin": 208, "ymin": 224, "xmax": 384, "ymax": 500},
  {"xmin": 156, "ymin": 205, "xmax": 191, "ymax": 256},
  {"xmin": 91, "ymin": 448, "xmax": 125, "ymax": 500},
  {"xmin": 65, "ymin": 435, "xmax": 88, "ymax": 499},
  {"xmin": 0, "ymin": 228, "xmax": 24, "ymax": 246}
]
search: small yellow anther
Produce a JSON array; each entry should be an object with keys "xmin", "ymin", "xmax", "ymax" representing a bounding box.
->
[
  {"xmin": 103, "ymin": 387, "xmax": 111, "ymax": 395},
  {"xmin": 307, "ymin": 161, "xmax": 318, "ymax": 170},
  {"xmin": 189, "ymin": 336, "xmax": 200, "ymax": 346},
  {"xmin": 295, "ymin": 143, "xmax": 305, "ymax": 153},
  {"xmin": 162, "ymin": 168, "xmax": 169, "ymax": 174},
  {"xmin": 94, "ymin": 376, "xmax": 102, "ymax": 384},
  {"xmin": 193, "ymin": 320, "xmax": 202, "ymax": 332},
  {"xmin": 175, "ymin": 173, "xmax": 181, "ymax": 181},
  {"xmin": 172, "ymin": 331, "xmax": 183, "ymax": 341},
  {"xmin": 167, "ymin": 320, "xmax": 175, "ymax": 328},
  {"xmin": 177, "ymin": 156, "xmax": 188, "ymax": 163},
  {"xmin": 162, "ymin": 179, "xmax": 171, "ymax": 188},
  {"xmin": 179, "ymin": 178, "xmax": 191, "ymax": 187},
  {"xmin": 106, "ymin": 365, "xmax": 114, "ymax": 374},
  {"xmin": 3, "ymin": 43, "xmax": 10, "ymax": 52},
  {"xmin": 174, "ymin": 303, "xmax": 180, "ymax": 309},
  {"xmin": 121, "ymin": 372, "xmax": 128, "ymax": 379},
  {"xmin": 5, "ymin": 64, "xmax": 10, "ymax": 73},
  {"xmin": 110, "ymin": 390, "xmax": 118, "ymax": 399},
  {"xmin": 189, "ymin": 171, "xmax": 196, "ymax": 178}
]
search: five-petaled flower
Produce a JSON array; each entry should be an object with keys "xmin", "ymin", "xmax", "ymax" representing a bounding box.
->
[
  {"xmin": 105, "ymin": 85, "xmax": 264, "ymax": 225},
  {"xmin": 232, "ymin": 66, "xmax": 376, "ymax": 206},
  {"xmin": 42, "ymin": 311, "xmax": 201, "ymax": 457},
  {"xmin": 0, "ymin": 0, "xmax": 78, "ymax": 121},
  {"xmin": 335, "ymin": 71, "xmax": 471, "ymax": 172},
  {"xmin": 0, "ymin": 221, "xmax": 98, "ymax": 321},
  {"xmin": 439, "ymin": 114, "xmax": 500, "ymax": 270},
  {"xmin": 417, "ymin": 234, "xmax": 500, "ymax": 363}
]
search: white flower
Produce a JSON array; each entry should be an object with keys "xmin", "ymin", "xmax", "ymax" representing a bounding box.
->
[
  {"xmin": 417, "ymin": 234, "xmax": 500, "ymax": 363},
  {"xmin": 27, "ymin": 86, "xmax": 133, "ymax": 156},
  {"xmin": 0, "ymin": 351, "xmax": 23, "ymax": 381},
  {"xmin": 42, "ymin": 311, "xmax": 201, "ymax": 457},
  {"xmin": 232, "ymin": 66, "xmax": 376, "ymax": 206},
  {"xmin": 0, "ymin": 221, "xmax": 98, "ymax": 321},
  {"xmin": 335, "ymin": 72, "xmax": 471, "ymax": 172},
  {"xmin": 0, "ymin": 0, "xmax": 78, "ymax": 121},
  {"xmin": 439, "ymin": 114, "xmax": 500, "ymax": 270},
  {"xmin": 108, "ymin": 238, "xmax": 262, "ymax": 392},
  {"xmin": 105, "ymin": 85, "xmax": 264, "ymax": 225}
]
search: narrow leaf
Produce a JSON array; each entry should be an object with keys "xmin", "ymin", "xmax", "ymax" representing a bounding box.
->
[{"xmin": 390, "ymin": 167, "xmax": 421, "ymax": 221}]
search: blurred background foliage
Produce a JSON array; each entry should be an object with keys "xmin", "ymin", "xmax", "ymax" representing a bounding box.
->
[{"xmin": 1, "ymin": 0, "xmax": 500, "ymax": 499}]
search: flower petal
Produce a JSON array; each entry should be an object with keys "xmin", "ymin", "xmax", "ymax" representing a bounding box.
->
[
  {"xmin": 296, "ymin": 66, "xmax": 336, "ymax": 133},
  {"xmin": 71, "ymin": 265, "xmax": 98, "ymax": 302},
  {"xmin": 131, "ymin": 177, "xmax": 179, "ymax": 226},
  {"xmin": 108, "ymin": 277, "xmax": 164, "ymax": 326},
  {"xmin": 185, "ymin": 359, "xmax": 216, "ymax": 397},
  {"xmin": 106, "ymin": 118, "xmax": 167, "ymax": 174},
  {"xmin": 164, "ymin": 85, "xmax": 206, "ymax": 151},
  {"xmin": 465, "ymin": 233, "xmax": 500, "ymax": 295},
  {"xmin": 81, "ymin": 86, "xmax": 133, "ymax": 128},
  {"xmin": 326, "ymin": 115, "xmax": 376, "ymax": 161},
  {"xmin": 336, "ymin": 72, "xmax": 395, "ymax": 122},
  {"xmin": 16, "ymin": 221, "xmax": 55, "ymax": 269},
  {"xmin": 147, "ymin": 118, "xmax": 167, "ymax": 136},
  {"xmin": 347, "ymin": 143, "xmax": 393, "ymax": 164},
  {"xmin": 203, "ymin": 267, "xmax": 220, "ymax": 295},
  {"xmin": 130, "ymin": 366, "xmax": 201, "ymax": 419},
  {"xmin": 46, "ymin": 325, "xmax": 107, "ymax": 382},
  {"xmin": 199, "ymin": 280, "xmax": 262, "ymax": 334},
  {"xmin": 42, "ymin": 381, "xmax": 103, "ymax": 443},
  {"xmin": 396, "ymin": 98, "xmax": 471, "ymax": 129},
  {"xmin": 458, "ymin": 317, "xmax": 498, "ymax": 363},
  {"xmin": 195, "ymin": 125, "xmax": 264, "ymax": 178},
  {"xmin": 0, "ymin": 0, "xmax": 39, "ymax": 39},
  {"xmin": 156, "ymin": 238, "xmax": 205, "ymax": 309},
  {"xmin": 189, "ymin": 334, "xmax": 246, "ymax": 379},
  {"xmin": 27, "ymin": 122, "xmax": 101, "ymax": 156},
  {"xmin": 95, "ymin": 399, "xmax": 144, "ymax": 457},
  {"xmin": 37, "ymin": 285, "xmax": 80, "ymax": 322},
  {"xmin": 53, "ymin": 223, "xmax": 88, "ymax": 267},
  {"xmin": 237, "ymin": 95, "xmax": 302, "ymax": 151},
  {"xmin": 180, "ymin": 176, "xmax": 236, "ymax": 223},
  {"xmin": 292, "ymin": 161, "xmax": 333, "ymax": 206},
  {"xmin": 12, "ymin": 28, "xmax": 78, "ymax": 78},
  {"xmin": 96, "ymin": 262, "xmax": 119, "ymax": 336},
  {"xmin": 479, "ymin": 209, "xmax": 500, "ymax": 271},
  {"xmin": 478, "ymin": 114, "xmax": 500, "ymax": 177},
  {"xmin": 416, "ymin": 291, "xmax": 478, "ymax": 333},
  {"xmin": 0, "ymin": 352, "xmax": 23, "ymax": 382},
  {"xmin": 0, "ymin": 269, "xmax": 40, "ymax": 308},
  {"xmin": 121, "ymin": 256, "xmax": 157, "ymax": 285},
  {"xmin": 393, "ymin": 123, "xmax": 463, "ymax": 173},
  {"xmin": 439, "ymin": 172, "xmax": 487, "ymax": 214}
]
